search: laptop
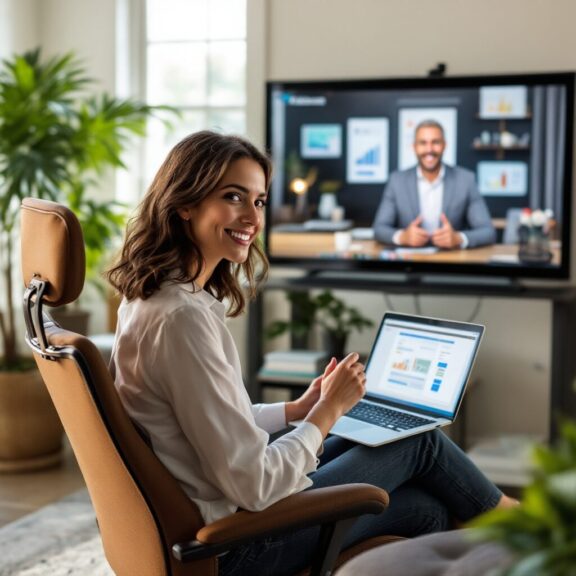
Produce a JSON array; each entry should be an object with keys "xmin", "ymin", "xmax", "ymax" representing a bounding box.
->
[{"xmin": 325, "ymin": 312, "xmax": 484, "ymax": 447}]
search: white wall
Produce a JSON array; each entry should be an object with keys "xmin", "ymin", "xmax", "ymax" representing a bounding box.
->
[
  {"xmin": 38, "ymin": 0, "xmax": 117, "ymax": 93},
  {"xmin": 260, "ymin": 0, "xmax": 576, "ymax": 443},
  {"xmin": 0, "ymin": 0, "xmax": 39, "ymax": 58}
]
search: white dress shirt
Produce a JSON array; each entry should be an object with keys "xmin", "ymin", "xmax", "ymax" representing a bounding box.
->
[
  {"xmin": 110, "ymin": 281, "xmax": 323, "ymax": 524},
  {"xmin": 417, "ymin": 166, "xmax": 444, "ymax": 235}
]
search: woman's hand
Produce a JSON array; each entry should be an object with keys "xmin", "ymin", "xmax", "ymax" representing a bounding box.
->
[
  {"xmin": 304, "ymin": 352, "xmax": 366, "ymax": 437},
  {"xmin": 319, "ymin": 352, "xmax": 366, "ymax": 415},
  {"xmin": 285, "ymin": 358, "xmax": 337, "ymax": 423}
]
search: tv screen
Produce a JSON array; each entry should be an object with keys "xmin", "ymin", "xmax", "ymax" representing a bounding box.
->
[{"xmin": 265, "ymin": 72, "xmax": 574, "ymax": 281}]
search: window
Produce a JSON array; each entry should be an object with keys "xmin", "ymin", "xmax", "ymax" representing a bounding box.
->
[{"xmin": 144, "ymin": 0, "xmax": 247, "ymax": 182}]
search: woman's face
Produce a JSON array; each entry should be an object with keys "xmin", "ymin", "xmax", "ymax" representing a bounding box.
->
[{"xmin": 180, "ymin": 158, "xmax": 267, "ymax": 285}]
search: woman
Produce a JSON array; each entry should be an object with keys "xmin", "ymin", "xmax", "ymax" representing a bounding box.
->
[{"xmin": 108, "ymin": 131, "xmax": 516, "ymax": 576}]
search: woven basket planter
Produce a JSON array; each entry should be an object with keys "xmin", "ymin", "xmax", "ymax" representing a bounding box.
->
[{"xmin": 0, "ymin": 369, "xmax": 63, "ymax": 472}]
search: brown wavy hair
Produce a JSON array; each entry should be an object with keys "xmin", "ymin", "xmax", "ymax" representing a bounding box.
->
[{"xmin": 107, "ymin": 131, "xmax": 272, "ymax": 317}]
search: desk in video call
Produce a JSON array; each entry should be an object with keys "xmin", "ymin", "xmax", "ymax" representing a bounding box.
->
[{"xmin": 269, "ymin": 231, "xmax": 561, "ymax": 266}]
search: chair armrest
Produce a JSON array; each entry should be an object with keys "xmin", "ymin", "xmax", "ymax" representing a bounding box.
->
[{"xmin": 173, "ymin": 483, "xmax": 388, "ymax": 562}]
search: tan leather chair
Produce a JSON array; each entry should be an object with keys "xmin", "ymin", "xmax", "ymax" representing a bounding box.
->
[{"xmin": 20, "ymin": 197, "xmax": 397, "ymax": 576}]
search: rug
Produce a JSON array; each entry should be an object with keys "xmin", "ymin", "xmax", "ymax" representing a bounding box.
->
[{"xmin": 0, "ymin": 489, "xmax": 112, "ymax": 576}]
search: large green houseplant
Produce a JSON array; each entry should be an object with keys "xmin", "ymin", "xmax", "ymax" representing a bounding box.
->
[
  {"xmin": 0, "ymin": 48, "xmax": 164, "ymax": 470},
  {"xmin": 470, "ymin": 421, "xmax": 576, "ymax": 575}
]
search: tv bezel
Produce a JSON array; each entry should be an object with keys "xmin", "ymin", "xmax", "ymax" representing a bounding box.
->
[{"xmin": 264, "ymin": 71, "xmax": 575, "ymax": 281}]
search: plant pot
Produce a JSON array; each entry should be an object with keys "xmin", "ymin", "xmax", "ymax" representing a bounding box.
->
[
  {"xmin": 50, "ymin": 306, "xmax": 90, "ymax": 335},
  {"xmin": 324, "ymin": 332, "xmax": 348, "ymax": 360},
  {"xmin": 318, "ymin": 193, "xmax": 338, "ymax": 220},
  {"xmin": 0, "ymin": 369, "xmax": 64, "ymax": 472}
]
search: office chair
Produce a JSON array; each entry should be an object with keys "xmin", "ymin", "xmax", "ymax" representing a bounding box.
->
[{"xmin": 20, "ymin": 197, "xmax": 396, "ymax": 576}]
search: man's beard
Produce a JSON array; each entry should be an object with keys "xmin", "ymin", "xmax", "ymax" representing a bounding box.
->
[{"xmin": 418, "ymin": 154, "xmax": 441, "ymax": 173}]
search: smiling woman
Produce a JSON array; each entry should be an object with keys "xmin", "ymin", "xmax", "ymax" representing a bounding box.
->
[
  {"xmin": 107, "ymin": 131, "xmax": 271, "ymax": 316},
  {"xmin": 176, "ymin": 157, "xmax": 268, "ymax": 287},
  {"xmin": 105, "ymin": 130, "xmax": 514, "ymax": 576}
]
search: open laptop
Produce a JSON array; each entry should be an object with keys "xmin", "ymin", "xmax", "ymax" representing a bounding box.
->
[{"xmin": 327, "ymin": 312, "xmax": 484, "ymax": 447}]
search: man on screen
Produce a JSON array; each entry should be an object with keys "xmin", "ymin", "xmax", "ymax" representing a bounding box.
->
[{"xmin": 373, "ymin": 120, "xmax": 496, "ymax": 249}]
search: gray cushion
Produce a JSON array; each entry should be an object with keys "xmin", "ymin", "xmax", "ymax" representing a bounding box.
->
[{"xmin": 336, "ymin": 530, "xmax": 513, "ymax": 576}]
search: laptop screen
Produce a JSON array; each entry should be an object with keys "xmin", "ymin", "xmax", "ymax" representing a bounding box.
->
[{"xmin": 365, "ymin": 313, "xmax": 484, "ymax": 419}]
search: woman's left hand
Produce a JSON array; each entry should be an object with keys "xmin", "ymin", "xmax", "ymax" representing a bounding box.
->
[{"xmin": 285, "ymin": 358, "xmax": 337, "ymax": 423}]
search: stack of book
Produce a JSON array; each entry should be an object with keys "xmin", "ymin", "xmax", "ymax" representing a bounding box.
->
[
  {"xmin": 466, "ymin": 435, "xmax": 541, "ymax": 487},
  {"xmin": 259, "ymin": 350, "xmax": 328, "ymax": 381}
]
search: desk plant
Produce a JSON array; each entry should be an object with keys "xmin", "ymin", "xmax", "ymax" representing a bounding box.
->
[
  {"xmin": 470, "ymin": 421, "xmax": 576, "ymax": 574},
  {"xmin": 0, "ymin": 48, "xmax": 165, "ymax": 469},
  {"xmin": 266, "ymin": 290, "xmax": 374, "ymax": 359}
]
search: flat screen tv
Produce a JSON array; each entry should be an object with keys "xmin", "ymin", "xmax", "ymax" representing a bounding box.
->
[{"xmin": 265, "ymin": 72, "xmax": 575, "ymax": 281}]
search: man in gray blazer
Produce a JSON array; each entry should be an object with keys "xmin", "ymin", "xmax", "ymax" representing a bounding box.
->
[{"xmin": 373, "ymin": 120, "xmax": 496, "ymax": 249}]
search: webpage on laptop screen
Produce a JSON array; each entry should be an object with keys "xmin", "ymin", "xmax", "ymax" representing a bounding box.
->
[{"xmin": 366, "ymin": 319, "xmax": 480, "ymax": 418}]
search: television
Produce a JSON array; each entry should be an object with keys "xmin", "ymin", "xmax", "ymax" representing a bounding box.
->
[{"xmin": 265, "ymin": 72, "xmax": 575, "ymax": 282}]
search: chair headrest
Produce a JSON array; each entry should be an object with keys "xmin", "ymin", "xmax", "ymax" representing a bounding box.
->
[{"xmin": 21, "ymin": 198, "xmax": 86, "ymax": 307}]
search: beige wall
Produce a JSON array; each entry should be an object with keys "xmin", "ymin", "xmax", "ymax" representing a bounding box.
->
[
  {"xmin": 268, "ymin": 0, "xmax": 576, "ymax": 79},
  {"xmin": 0, "ymin": 0, "xmax": 39, "ymax": 58},
  {"xmin": 38, "ymin": 0, "xmax": 117, "ymax": 92},
  {"xmin": 260, "ymin": 0, "xmax": 576, "ymax": 442}
]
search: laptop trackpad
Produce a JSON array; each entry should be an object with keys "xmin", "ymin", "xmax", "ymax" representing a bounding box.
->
[{"xmin": 330, "ymin": 416, "xmax": 398, "ymax": 446}]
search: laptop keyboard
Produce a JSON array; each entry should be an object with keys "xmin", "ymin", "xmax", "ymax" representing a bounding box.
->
[{"xmin": 346, "ymin": 402, "xmax": 435, "ymax": 432}]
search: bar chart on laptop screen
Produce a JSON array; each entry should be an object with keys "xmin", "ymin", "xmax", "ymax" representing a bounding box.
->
[{"xmin": 372, "ymin": 323, "xmax": 478, "ymax": 414}]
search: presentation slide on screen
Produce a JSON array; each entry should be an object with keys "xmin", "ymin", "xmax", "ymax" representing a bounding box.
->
[
  {"xmin": 346, "ymin": 118, "xmax": 390, "ymax": 184},
  {"xmin": 366, "ymin": 320, "xmax": 479, "ymax": 415},
  {"xmin": 301, "ymin": 124, "xmax": 342, "ymax": 158},
  {"xmin": 477, "ymin": 161, "xmax": 528, "ymax": 196},
  {"xmin": 479, "ymin": 86, "xmax": 528, "ymax": 119}
]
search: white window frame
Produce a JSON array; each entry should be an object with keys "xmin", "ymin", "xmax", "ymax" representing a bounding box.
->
[{"xmin": 115, "ymin": 0, "xmax": 267, "ymax": 204}]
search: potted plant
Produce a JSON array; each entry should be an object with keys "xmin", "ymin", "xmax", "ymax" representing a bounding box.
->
[
  {"xmin": 470, "ymin": 421, "xmax": 576, "ymax": 574},
  {"xmin": 266, "ymin": 290, "xmax": 374, "ymax": 359},
  {"xmin": 0, "ymin": 48, "xmax": 166, "ymax": 470}
]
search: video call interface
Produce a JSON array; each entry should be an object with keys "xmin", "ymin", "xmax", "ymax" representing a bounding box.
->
[
  {"xmin": 267, "ymin": 78, "xmax": 572, "ymax": 273},
  {"xmin": 364, "ymin": 318, "xmax": 482, "ymax": 419}
]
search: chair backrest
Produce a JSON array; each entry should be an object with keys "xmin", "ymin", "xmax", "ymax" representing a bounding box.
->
[{"xmin": 20, "ymin": 198, "xmax": 212, "ymax": 576}]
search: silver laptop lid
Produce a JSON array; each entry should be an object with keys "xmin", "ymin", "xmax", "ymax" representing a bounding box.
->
[{"xmin": 364, "ymin": 313, "xmax": 484, "ymax": 420}]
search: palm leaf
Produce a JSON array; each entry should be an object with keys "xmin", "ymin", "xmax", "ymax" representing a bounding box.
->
[{"xmin": 0, "ymin": 47, "xmax": 176, "ymax": 368}]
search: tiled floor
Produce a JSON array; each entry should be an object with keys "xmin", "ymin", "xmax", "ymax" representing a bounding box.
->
[{"xmin": 0, "ymin": 441, "xmax": 85, "ymax": 528}]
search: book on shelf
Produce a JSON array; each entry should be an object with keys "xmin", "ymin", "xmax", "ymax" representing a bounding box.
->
[
  {"xmin": 258, "ymin": 369, "xmax": 318, "ymax": 383},
  {"xmin": 264, "ymin": 350, "xmax": 328, "ymax": 362},
  {"xmin": 261, "ymin": 349, "xmax": 328, "ymax": 377},
  {"xmin": 466, "ymin": 435, "xmax": 541, "ymax": 487}
]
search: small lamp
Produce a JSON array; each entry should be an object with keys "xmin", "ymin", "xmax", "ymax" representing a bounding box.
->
[
  {"xmin": 290, "ymin": 177, "xmax": 309, "ymax": 220},
  {"xmin": 289, "ymin": 167, "xmax": 317, "ymax": 221}
]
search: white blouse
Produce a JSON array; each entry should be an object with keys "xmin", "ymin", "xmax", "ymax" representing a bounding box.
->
[{"xmin": 110, "ymin": 281, "xmax": 323, "ymax": 524}]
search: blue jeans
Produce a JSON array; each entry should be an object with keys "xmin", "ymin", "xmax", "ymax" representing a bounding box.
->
[{"xmin": 218, "ymin": 430, "xmax": 502, "ymax": 576}]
